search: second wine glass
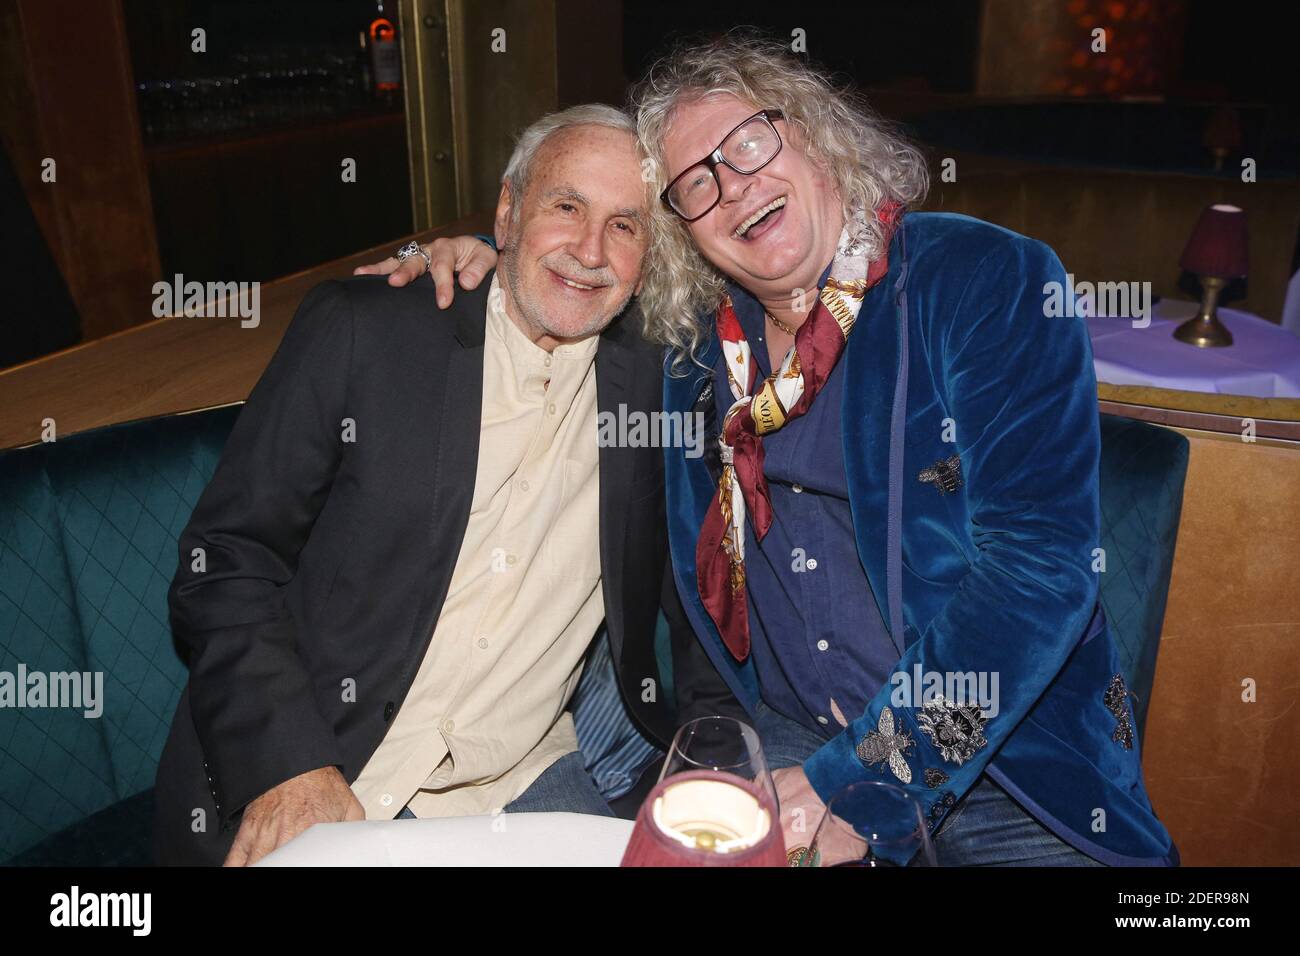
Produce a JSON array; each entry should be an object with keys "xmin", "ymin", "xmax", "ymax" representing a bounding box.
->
[{"xmin": 801, "ymin": 780, "xmax": 936, "ymax": 867}]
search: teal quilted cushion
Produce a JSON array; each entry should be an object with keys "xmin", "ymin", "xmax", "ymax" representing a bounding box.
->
[
  {"xmin": 1096, "ymin": 414, "xmax": 1189, "ymax": 737},
  {"xmin": 0, "ymin": 406, "xmax": 240, "ymax": 861}
]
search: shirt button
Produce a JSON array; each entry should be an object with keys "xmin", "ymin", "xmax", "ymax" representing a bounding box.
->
[
  {"xmin": 806, "ymin": 557, "xmax": 818, "ymax": 570},
  {"xmin": 519, "ymin": 480, "xmax": 530, "ymax": 492},
  {"xmin": 547, "ymin": 403, "xmax": 557, "ymax": 415},
  {"xmin": 442, "ymin": 719, "xmax": 455, "ymax": 733},
  {"xmin": 792, "ymin": 483, "xmax": 803, "ymax": 493},
  {"xmin": 544, "ymin": 356, "xmax": 552, "ymax": 367},
  {"xmin": 506, "ymin": 554, "xmax": 517, "ymax": 565},
  {"xmin": 380, "ymin": 793, "xmax": 393, "ymax": 807},
  {"xmin": 477, "ymin": 637, "xmax": 489, "ymax": 649},
  {"xmin": 817, "ymin": 639, "xmax": 829, "ymax": 651},
  {"xmin": 817, "ymin": 716, "xmax": 829, "ymax": 725}
]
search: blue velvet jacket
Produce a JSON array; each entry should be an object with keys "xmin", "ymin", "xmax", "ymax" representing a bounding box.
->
[{"xmin": 664, "ymin": 212, "xmax": 1178, "ymax": 866}]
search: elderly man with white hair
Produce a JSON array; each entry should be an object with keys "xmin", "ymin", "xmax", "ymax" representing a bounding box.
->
[{"xmin": 154, "ymin": 104, "xmax": 715, "ymax": 866}]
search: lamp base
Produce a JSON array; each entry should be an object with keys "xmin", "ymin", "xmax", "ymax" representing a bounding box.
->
[
  {"xmin": 1172, "ymin": 312, "xmax": 1234, "ymax": 348},
  {"xmin": 1174, "ymin": 276, "xmax": 1233, "ymax": 348}
]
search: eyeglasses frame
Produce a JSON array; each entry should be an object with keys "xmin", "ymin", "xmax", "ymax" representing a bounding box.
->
[{"xmin": 660, "ymin": 108, "xmax": 786, "ymax": 222}]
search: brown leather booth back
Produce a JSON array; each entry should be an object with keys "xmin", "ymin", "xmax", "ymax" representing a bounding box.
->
[
  {"xmin": 923, "ymin": 154, "xmax": 1300, "ymax": 324},
  {"xmin": 1146, "ymin": 432, "xmax": 1300, "ymax": 865}
]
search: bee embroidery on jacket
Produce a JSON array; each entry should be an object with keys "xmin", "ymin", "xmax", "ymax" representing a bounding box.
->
[
  {"xmin": 856, "ymin": 706, "xmax": 915, "ymax": 784},
  {"xmin": 917, "ymin": 455, "xmax": 963, "ymax": 495}
]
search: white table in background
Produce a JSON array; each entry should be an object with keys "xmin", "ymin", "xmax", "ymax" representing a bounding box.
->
[{"xmin": 1086, "ymin": 299, "xmax": 1300, "ymax": 398}]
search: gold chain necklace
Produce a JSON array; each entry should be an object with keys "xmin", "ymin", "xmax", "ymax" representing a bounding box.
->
[{"xmin": 765, "ymin": 311, "xmax": 799, "ymax": 337}]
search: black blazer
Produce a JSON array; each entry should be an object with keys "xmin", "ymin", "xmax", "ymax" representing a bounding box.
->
[{"xmin": 153, "ymin": 273, "xmax": 735, "ymax": 865}]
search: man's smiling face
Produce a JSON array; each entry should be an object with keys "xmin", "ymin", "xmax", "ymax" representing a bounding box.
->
[
  {"xmin": 495, "ymin": 124, "xmax": 648, "ymax": 349},
  {"xmin": 662, "ymin": 93, "xmax": 844, "ymax": 304}
]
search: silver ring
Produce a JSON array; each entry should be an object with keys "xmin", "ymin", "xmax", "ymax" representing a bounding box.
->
[{"xmin": 395, "ymin": 241, "xmax": 431, "ymax": 275}]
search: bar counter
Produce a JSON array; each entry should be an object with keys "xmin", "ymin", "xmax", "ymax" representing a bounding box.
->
[{"xmin": 0, "ymin": 213, "xmax": 492, "ymax": 451}]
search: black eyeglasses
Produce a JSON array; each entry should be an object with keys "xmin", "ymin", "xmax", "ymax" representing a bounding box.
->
[{"xmin": 661, "ymin": 109, "xmax": 785, "ymax": 222}]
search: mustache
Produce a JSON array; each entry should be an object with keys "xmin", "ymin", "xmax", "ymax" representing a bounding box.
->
[{"xmin": 539, "ymin": 253, "xmax": 616, "ymax": 288}]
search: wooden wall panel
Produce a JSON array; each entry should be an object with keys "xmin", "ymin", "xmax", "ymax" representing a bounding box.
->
[
  {"xmin": 925, "ymin": 153, "xmax": 1300, "ymax": 325},
  {"xmin": 446, "ymin": 0, "xmax": 558, "ymax": 216},
  {"xmin": 1142, "ymin": 432, "xmax": 1300, "ymax": 865},
  {"xmin": 0, "ymin": 0, "xmax": 160, "ymax": 343}
]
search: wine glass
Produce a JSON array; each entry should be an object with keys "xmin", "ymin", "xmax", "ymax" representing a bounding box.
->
[
  {"xmin": 661, "ymin": 716, "xmax": 777, "ymax": 801},
  {"xmin": 653, "ymin": 716, "xmax": 780, "ymax": 853},
  {"xmin": 801, "ymin": 780, "xmax": 936, "ymax": 867}
]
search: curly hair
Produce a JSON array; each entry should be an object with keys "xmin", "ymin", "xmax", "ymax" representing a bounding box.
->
[{"xmin": 631, "ymin": 30, "xmax": 931, "ymax": 370}]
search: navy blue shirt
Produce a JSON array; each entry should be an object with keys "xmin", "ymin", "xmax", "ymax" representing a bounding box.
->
[{"xmin": 711, "ymin": 278, "xmax": 896, "ymax": 738}]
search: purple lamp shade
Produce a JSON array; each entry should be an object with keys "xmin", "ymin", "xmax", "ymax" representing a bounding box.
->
[
  {"xmin": 1202, "ymin": 106, "xmax": 1243, "ymax": 153},
  {"xmin": 1179, "ymin": 204, "xmax": 1249, "ymax": 279}
]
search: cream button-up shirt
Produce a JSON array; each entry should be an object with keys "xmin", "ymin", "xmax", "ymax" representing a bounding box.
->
[{"xmin": 350, "ymin": 276, "xmax": 604, "ymax": 818}]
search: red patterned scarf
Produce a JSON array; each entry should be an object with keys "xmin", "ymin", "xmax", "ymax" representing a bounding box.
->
[{"xmin": 696, "ymin": 201, "xmax": 903, "ymax": 661}]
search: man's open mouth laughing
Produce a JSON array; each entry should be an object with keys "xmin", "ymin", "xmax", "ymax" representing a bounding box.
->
[{"xmin": 733, "ymin": 195, "xmax": 788, "ymax": 242}]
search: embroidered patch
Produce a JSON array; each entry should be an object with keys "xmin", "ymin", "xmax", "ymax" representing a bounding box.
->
[
  {"xmin": 916, "ymin": 695, "xmax": 989, "ymax": 765},
  {"xmin": 855, "ymin": 706, "xmax": 915, "ymax": 784},
  {"xmin": 923, "ymin": 767, "xmax": 949, "ymax": 790},
  {"xmin": 927, "ymin": 791, "xmax": 957, "ymax": 828},
  {"xmin": 1103, "ymin": 673, "xmax": 1135, "ymax": 750},
  {"xmin": 917, "ymin": 455, "xmax": 962, "ymax": 495}
]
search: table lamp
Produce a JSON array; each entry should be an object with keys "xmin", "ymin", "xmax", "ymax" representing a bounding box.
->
[
  {"xmin": 620, "ymin": 770, "xmax": 787, "ymax": 867},
  {"xmin": 1173, "ymin": 203, "xmax": 1248, "ymax": 348},
  {"xmin": 1202, "ymin": 106, "xmax": 1243, "ymax": 173}
]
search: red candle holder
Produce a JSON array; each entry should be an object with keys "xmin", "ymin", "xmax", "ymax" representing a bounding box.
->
[{"xmin": 620, "ymin": 770, "xmax": 787, "ymax": 868}]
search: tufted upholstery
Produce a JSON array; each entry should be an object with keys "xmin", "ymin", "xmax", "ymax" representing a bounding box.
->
[
  {"xmin": 0, "ymin": 406, "xmax": 239, "ymax": 863},
  {"xmin": 1096, "ymin": 414, "xmax": 1190, "ymax": 736},
  {"xmin": 0, "ymin": 407, "xmax": 1188, "ymax": 864}
]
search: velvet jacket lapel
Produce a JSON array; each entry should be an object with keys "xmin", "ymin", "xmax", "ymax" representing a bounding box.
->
[
  {"xmin": 664, "ymin": 329, "xmax": 764, "ymax": 705},
  {"xmin": 842, "ymin": 222, "xmax": 909, "ymax": 654}
]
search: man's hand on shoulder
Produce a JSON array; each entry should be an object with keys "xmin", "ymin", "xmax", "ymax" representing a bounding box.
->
[
  {"xmin": 223, "ymin": 766, "xmax": 365, "ymax": 867},
  {"xmin": 352, "ymin": 235, "xmax": 498, "ymax": 308}
]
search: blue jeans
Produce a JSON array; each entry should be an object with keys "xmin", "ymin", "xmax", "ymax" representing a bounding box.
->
[
  {"xmin": 397, "ymin": 750, "xmax": 614, "ymax": 819},
  {"xmin": 752, "ymin": 700, "xmax": 1103, "ymax": 867}
]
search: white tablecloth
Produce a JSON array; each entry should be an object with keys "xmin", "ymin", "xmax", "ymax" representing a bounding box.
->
[
  {"xmin": 255, "ymin": 812, "xmax": 634, "ymax": 867},
  {"xmin": 1087, "ymin": 299, "xmax": 1300, "ymax": 398}
]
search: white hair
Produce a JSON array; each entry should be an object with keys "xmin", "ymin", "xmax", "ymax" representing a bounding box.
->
[{"xmin": 502, "ymin": 103, "xmax": 637, "ymax": 202}]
